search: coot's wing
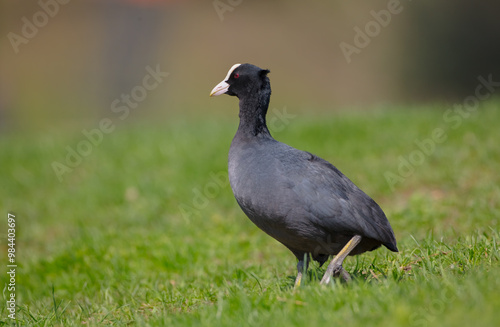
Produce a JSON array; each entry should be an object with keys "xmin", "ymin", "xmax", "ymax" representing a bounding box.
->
[{"xmin": 281, "ymin": 149, "xmax": 398, "ymax": 251}]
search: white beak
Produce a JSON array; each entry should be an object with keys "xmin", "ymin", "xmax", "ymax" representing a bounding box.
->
[
  {"xmin": 209, "ymin": 63, "xmax": 241, "ymax": 97},
  {"xmin": 210, "ymin": 80, "xmax": 230, "ymax": 97}
]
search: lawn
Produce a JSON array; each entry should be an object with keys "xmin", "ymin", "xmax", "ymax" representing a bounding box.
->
[{"xmin": 1, "ymin": 101, "xmax": 499, "ymax": 326}]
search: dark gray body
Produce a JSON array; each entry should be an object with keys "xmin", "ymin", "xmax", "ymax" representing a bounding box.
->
[{"xmin": 229, "ymin": 133, "xmax": 398, "ymax": 264}]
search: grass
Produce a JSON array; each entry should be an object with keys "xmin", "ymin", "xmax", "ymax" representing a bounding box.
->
[{"xmin": 0, "ymin": 101, "xmax": 499, "ymax": 326}]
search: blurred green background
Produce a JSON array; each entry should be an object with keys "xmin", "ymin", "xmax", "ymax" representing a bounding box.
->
[
  {"xmin": 1, "ymin": 0, "xmax": 500, "ymax": 130},
  {"xmin": 1, "ymin": 1, "xmax": 500, "ymax": 326}
]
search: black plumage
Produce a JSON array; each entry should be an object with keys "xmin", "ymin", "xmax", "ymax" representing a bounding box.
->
[{"xmin": 210, "ymin": 63, "xmax": 398, "ymax": 286}]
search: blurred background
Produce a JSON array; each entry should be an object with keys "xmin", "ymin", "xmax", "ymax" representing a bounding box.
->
[
  {"xmin": 1, "ymin": 0, "xmax": 499, "ymax": 131},
  {"xmin": 1, "ymin": 3, "xmax": 500, "ymax": 324}
]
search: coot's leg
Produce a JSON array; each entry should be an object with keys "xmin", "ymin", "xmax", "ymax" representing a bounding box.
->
[
  {"xmin": 320, "ymin": 235, "xmax": 362, "ymax": 285},
  {"xmin": 294, "ymin": 254, "xmax": 308, "ymax": 288}
]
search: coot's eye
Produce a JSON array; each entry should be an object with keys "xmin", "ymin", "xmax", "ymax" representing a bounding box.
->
[{"xmin": 234, "ymin": 73, "xmax": 240, "ymax": 78}]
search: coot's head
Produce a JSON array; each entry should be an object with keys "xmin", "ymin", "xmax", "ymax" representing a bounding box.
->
[{"xmin": 210, "ymin": 63, "xmax": 270, "ymax": 99}]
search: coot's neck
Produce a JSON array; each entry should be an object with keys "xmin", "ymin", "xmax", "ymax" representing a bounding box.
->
[{"xmin": 236, "ymin": 81, "xmax": 272, "ymax": 139}]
